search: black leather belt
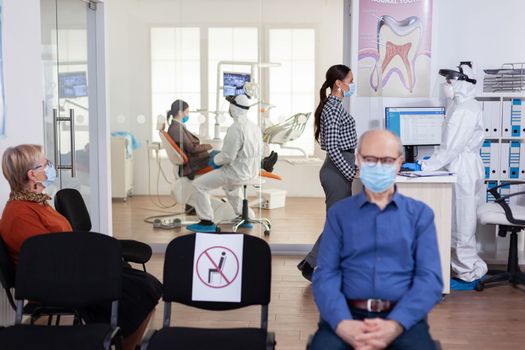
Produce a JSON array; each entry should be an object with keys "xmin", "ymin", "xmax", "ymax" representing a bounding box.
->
[{"xmin": 348, "ymin": 299, "xmax": 396, "ymax": 312}]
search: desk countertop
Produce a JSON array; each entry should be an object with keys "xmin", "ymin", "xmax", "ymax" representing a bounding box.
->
[{"xmin": 395, "ymin": 175, "xmax": 457, "ymax": 184}]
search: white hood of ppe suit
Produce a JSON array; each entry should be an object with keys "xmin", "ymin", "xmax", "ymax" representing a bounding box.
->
[
  {"xmin": 421, "ymin": 64, "xmax": 487, "ymax": 281},
  {"xmin": 214, "ymin": 94, "xmax": 263, "ymax": 181},
  {"xmin": 450, "ymin": 65, "xmax": 477, "ymax": 104},
  {"xmin": 228, "ymin": 94, "xmax": 252, "ymax": 120}
]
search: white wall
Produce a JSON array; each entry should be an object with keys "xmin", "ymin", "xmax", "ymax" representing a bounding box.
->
[
  {"xmin": 106, "ymin": 0, "xmax": 344, "ymax": 197},
  {"xmin": 350, "ymin": 0, "xmax": 525, "ymax": 134},
  {"xmin": 0, "ymin": 0, "xmax": 44, "ymax": 210}
]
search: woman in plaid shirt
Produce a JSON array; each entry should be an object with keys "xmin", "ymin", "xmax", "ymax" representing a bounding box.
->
[{"xmin": 298, "ymin": 64, "xmax": 358, "ymax": 281}]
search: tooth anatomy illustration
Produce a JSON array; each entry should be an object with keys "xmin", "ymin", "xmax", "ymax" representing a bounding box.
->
[{"xmin": 370, "ymin": 15, "xmax": 422, "ymax": 93}]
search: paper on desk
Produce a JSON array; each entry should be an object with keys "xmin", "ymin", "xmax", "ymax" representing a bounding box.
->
[{"xmin": 399, "ymin": 170, "xmax": 454, "ymax": 177}]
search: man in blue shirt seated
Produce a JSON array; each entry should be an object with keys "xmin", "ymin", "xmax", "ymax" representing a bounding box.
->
[{"xmin": 311, "ymin": 129, "xmax": 443, "ymax": 350}]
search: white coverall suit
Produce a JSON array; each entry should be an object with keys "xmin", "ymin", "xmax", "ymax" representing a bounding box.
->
[
  {"xmin": 192, "ymin": 96, "xmax": 262, "ymax": 222},
  {"xmin": 421, "ymin": 75, "xmax": 488, "ymax": 282}
]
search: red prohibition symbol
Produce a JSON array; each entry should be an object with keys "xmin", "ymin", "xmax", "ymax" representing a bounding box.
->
[{"xmin": 196, "ymin": 245, "xmax": 240, "ymax": 289}]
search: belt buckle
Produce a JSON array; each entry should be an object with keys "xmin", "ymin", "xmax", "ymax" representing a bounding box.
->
[{"xmin": 366, "ymin": 299, "xmax": 385, "ymax": 312}]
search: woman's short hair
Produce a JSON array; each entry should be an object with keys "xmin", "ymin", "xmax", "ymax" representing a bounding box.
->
[{"xmin": 2, "ymin": 144, "xmax": 43, "ymax": 192}]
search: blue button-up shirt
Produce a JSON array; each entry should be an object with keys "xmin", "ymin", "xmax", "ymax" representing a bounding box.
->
[{"xmin": 313, "ymin": 189, "xmax": 443, "ymax": 331}]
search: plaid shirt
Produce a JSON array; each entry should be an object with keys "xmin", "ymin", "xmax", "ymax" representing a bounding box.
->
[{"xmin": 320, "ymin": 95, "xmax": 358, "ymax": 181}]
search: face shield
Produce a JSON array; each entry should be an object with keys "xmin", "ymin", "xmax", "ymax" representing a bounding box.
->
[
  {"xmin": 439, "ymin": 63, "xmax": 477, "ymax": 100},
  {"xmin": 438, "ymin": 65, "xmax": 477, "ymax": 85}
]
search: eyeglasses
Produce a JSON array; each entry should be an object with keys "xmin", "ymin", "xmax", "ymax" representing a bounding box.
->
[
  {"xmin": 33, "ymin": 159, "xmax": 53, "ymax": 170},
  {"xmin": 359, "ymin": 155, "xmax": 400, "ymax": 167}
]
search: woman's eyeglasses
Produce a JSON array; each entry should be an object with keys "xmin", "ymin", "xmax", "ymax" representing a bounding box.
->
[{"xmin": 33, "ymin": 159, "xmax": 53, "ymax": 170}]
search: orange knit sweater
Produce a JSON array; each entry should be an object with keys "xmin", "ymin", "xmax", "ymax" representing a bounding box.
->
[{"xmin": 0, "ymin": 200, "xmax": 72, "ymax": 264}]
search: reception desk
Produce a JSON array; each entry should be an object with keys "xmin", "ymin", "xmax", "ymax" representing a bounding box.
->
[
  {"xmin": 353, "ymin": 175, "xmax": 456, "ymax": 293},
  {"xmin": 396, "ymin": 175, "xmax": 456, "ymax": 294}
]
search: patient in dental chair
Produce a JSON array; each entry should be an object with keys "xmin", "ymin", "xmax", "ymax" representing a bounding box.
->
[
  {"xmin": 166, "ymin": 99, "xmax": 278, "ymax": 179},
  {"xmin": 167, "ymin": 100, "xmax": 213, "ymax": 178}
]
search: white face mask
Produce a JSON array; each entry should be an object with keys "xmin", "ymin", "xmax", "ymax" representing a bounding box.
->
[{"xmin": 442, "ymin": 83, "xmax": 454, "ymax": 99}]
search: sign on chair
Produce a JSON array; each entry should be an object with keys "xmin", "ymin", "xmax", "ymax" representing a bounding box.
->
[{"xmin": 192, "ymin": 233, "xmax": 244, "ymax": 302}]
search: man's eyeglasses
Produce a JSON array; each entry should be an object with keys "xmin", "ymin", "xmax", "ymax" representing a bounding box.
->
[
  {"xmin": 359, "ymin": 155, "xmax": 400, "ymax": 167},
  {"xmin": 33, "ymin": 159, "xmax": 53, "ymax": 170}
]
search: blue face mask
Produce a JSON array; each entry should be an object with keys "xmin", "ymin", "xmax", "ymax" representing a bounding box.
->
[
  {"xmin": 343, "ymin": 82, "xmax": 356, "ymax": 97},
  {"xmin": 43, "ymin": 163, "xmax": 57, "ymax": 187},
  {"xmin": 182, "ymin": 115, "xmax": 189, "ymax": 123},
  {"xmin": 359, "ymin": 163, "xmax": 397, "ymax": 193}
]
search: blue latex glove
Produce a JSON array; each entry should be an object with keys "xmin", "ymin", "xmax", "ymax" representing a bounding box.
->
[
  {"xmin": 402, "ymin": 162, "xmax": 421, "ymax": 171},
  {"xmin": 208, "ymin": 150, "xmax": 221, "ymax": 169}
]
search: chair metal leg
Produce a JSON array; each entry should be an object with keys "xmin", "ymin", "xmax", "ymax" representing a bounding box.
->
[
  {"xmin": 232, "ymin": 220, "xmax": 245, "ymax": 232},
  {"xmin": 55, "ymin": 314, "xmax": 61, "ymax": 326},
  {"xmin": 478, "ymin": 231, "xmax": 525, "ymax": 291},
  {"xmin": 142, "ymin": 263, "xmax": 147, "ymax": 272},
  {"xmin": 482, "ymin": 272, "xmax": 511, "ymax": 285},
  {"xmin": 514, "ymin": 273, "xmax": 525, "ymax": 285}
]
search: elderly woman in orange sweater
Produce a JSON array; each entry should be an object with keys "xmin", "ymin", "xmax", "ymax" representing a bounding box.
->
[{"xmin": 0, "ymin": 144, "xmax": 161, "ymax": 350}]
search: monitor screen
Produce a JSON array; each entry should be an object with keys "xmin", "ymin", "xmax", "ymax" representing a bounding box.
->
[
  {"xmin": 385, "ymin": 107, "xmax": 446, "ymax": 146},
  {"xmin": 58, "ymin": 71, "xmax": 87, "ymax": 99},
  {"xmin": 223, "ymin": 72, "xmax": 251, "ymax": 97}
]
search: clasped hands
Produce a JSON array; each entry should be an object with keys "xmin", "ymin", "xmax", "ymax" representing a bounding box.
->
[{"xmin": 336, "ymin": 319, "xmax": 403, "ymax": 350}]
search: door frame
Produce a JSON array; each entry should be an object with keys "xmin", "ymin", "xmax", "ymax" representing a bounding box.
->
[{"xmin": 87, "ymin": 0, "xmax": 111, "ymax": 234}]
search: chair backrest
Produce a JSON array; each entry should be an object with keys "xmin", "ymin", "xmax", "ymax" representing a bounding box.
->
[
  {"xmin": 163, "ymin": 233, "xmax": 271, "ymax": 310},
  {"xmin": 54, "ymin": 188, "xmax": 92, "ymax": 231},
  {"xmin": 15, "ymin": 232, "xmax": 122, "ymax": 308},
  {"xmin": 159, "ymin": 130, "xmax": 188, "ymax": 166},
  {"xmin": 263, "ymin": 112, "xmax": 311, "ymax": 145},
  {"xmin": 0, "ymin": 236, "xmax": 16, "ymax": 309}
]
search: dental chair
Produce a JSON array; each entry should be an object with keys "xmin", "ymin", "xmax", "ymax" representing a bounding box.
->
[
  {"xmin": 158, "ymin": 117, "xmax": 281, "ymax": 231},
  {"xmin": 263, "ymin": 112, "xmax": 311, "ymax": 157},
  {"xmin": 158, "ymin": 126, "xmax": 238, "ymax": 225}
]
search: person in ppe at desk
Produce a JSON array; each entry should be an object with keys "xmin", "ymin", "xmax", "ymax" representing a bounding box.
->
[
  {"xmin": 408, "ymin": 63, "xmax": 488, "ymax": 290},
  {"xmin": 187, "ymin": 93, "xmax": 263, "ymax": 233}
]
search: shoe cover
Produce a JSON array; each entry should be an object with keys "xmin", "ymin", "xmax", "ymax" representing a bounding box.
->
[
  {"xmin": 450, "ymin": 277, "xmax": 480, "ymax": 291},
  {"xmin": 187, "ymin": 223, "xmax": 218, "ymax": 233},
  {"xmin": 239, "ymin": 221, "xmax": 253, "ymax": 229}
]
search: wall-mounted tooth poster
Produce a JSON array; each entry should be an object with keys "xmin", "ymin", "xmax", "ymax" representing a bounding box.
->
[{"xmin": 357, "ymin": 0, "xmax": 433, "ymax": 97}]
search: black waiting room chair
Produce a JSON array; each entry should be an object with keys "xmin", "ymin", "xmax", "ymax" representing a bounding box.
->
[
  {"xmin": 477, "ymin": 181, "xmax": 525, "ymax": 290},
  {"xmin": 0, "ymin": 232, "xmax": 123, "ymax": 350},
  {"xmin": 140, "ymin": 232, "xmax": 276, "ymax": 350},
  {"xmin": 54, "ymin": 188, "xmax": 153, "ymax": 271},
  {"xmin": 0, "ymin": 235, "xmax": 80, "ymax": 326}
]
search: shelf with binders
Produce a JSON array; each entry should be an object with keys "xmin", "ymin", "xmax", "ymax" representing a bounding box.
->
[
  {"xmin": 477, "ymin": 96, "xmax": 525, "ymax": 264},
  {"xmin": 479, "ymin": 96, "xmax": 525, "ymax": 191}
]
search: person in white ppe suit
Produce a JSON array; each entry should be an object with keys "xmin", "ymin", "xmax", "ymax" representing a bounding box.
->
[
  {"xmin": 421, "ymin": 63, "xmax": 488, "ymax": 290},
  {"xmin": 187, "ymin": 93, "xmax": 263, "ymax": 233}
]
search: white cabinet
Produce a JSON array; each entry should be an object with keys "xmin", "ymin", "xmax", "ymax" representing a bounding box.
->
[{"xmin": 111, "ymin": 136, "xmax": 134, "ymax": 200}]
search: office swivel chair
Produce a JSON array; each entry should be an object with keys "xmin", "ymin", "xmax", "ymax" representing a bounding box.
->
[
  {"xmin": 140, "ymin": 233, "xmax": 276, "ymax": 350},
  {"xmin": 0, "ymin": 232, "xmax": 122, "ymax": 350},
  {"xmin": 54, "ymin": 188, "xmax": 153, "ymax": 271},
  {"xmin": 477, "ymin": 181, "xmax": 525, "ymax": 291}
]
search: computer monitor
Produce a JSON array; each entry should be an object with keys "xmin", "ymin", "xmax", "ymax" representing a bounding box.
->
[
  {"xmin": 58, "ymin": 71, "xmax": 87, "ymax": 99},
  {"xmin": 385, "ymin": 106, "xmax": 445, "ymax": 162},
  {"xmin": 223, "ymin": 72, "xmax": 251, "ymax": 97}
]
